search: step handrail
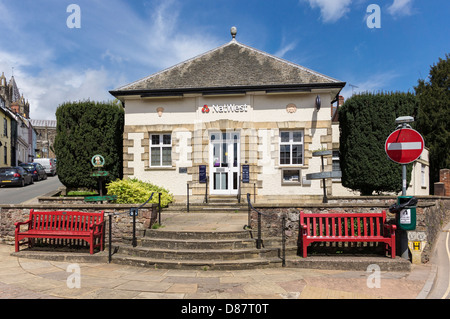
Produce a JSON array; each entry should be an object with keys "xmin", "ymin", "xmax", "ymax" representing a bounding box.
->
[
  {"xmin": 106, "ymin": 193, "xmax": 159, "ymax": 263},
  {"xmin": 245, "ymin": 193, "xmax": 286, "ymax": 267}
]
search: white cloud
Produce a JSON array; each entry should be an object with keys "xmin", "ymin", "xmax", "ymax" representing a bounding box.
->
[
  {"xmin": 387, "ymin": 0, "xmax": 414, "ymax": 17},
  {"xmin": 0, "ymin": 0, "xmax": 220, "ymax": 120},
  {"xmin": 5, "ymin": 66, "xmax": 120, "ymax": 121},
  {"xmin": 275, "ymin": 41, "xmax": 298, "ymax": 58},
  {"xmin": 305, "ymin": 0, "xmax": 353, "ymax": 23},
  {"xmin": 340, "ymin": 71, "xmax": 400, "ymax": 99}
]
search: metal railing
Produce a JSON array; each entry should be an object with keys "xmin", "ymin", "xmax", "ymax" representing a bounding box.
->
[
  {"xmin": 106, "ymin": 193, "xmax": 161, "ymax": 263},
  {"xmin": 186, "ymin": 175, "xmax": 209, "ymax": 212},
  {"xmin": 245, "ymin": 193, "xmax": 286, "ymax": 267}
]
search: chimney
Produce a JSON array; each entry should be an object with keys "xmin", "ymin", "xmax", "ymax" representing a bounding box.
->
[
  {"xmin": 11, "ymin": 104, "xmax": 19, "ymax": 114},
  {"xmin": 440, "ymin": 169, "xmax": 450, "ymax": 196},
  {"xmin": 332, "ymin": 96, "xmax": 344, "ymax": 122}
]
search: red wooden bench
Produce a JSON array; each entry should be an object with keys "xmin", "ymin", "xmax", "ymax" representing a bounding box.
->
[
  {"xmin": 15, "ymin": 210, "xmax": 105, "ymax": 255},
  {"xmin": 300, "ymin": 211, "xmax": 396, "ymax": 258}
]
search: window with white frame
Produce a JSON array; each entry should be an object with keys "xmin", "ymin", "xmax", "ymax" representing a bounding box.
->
[
  {"xmin": 150, "ymin": 133, "xmax": 172, "ymax": 167},
  {"xmin": 279, "ymin": 131, "xmax": 303, "ymax": 166},
  {"xmin": 421, "ymin": 164, "xmax": 427, "ymax": 188},
  {"xmin": 332, "ymin": 150, "xmax": 341, "ymax": 181}
]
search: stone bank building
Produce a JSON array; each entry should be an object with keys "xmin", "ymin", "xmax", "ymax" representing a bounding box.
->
[{"xmin": 110, "ymin": 29, "xmax": 428, "ymax": 203}]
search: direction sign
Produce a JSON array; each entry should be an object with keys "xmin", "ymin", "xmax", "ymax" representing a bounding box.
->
[
  {"xmin": 92, "ymin": 171, "xmax": 109, "ymax": 177},
  {"xmin": 385, "ymin": 128, "xmax": 424, "ymax": 164}
]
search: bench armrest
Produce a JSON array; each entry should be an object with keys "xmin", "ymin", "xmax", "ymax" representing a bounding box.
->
[
  {"xmin": 15, "ymin": 220, "xmax": 31, "ymax": 230},
  {"xmin": 300, "ymin": 224, "xmax": 308, "ymax": 236},
  {"xmin": 383, "ymin": 224, "xmax": 397, "ymax": 236},
  {"xmin": 89, "ymin": 221, "xmax": 105, "ymax": 233}
]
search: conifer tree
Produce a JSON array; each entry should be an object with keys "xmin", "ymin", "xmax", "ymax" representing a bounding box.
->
[
  {"xmin": 54, "ymin": 100, "xmax": 124, "ymax": 191},
  {"xmin": 415, "ymin": 54, "xmax": 450, "ymax": 187},
  {"xmin": 339, "ymin": 92, "xmax": 418, "ymax": 195}
]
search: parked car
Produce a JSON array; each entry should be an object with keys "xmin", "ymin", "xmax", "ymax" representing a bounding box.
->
[
  {"xmin": 19, "ymin": 162, "xmax": 48, "ymax": 181},
  {"xmin": 33, "ymin": 158, "xmax": 56, "ymax": 176},
  {"xmin": 0, "ymin": 167, "xmax": 34, "ymax": 187}
]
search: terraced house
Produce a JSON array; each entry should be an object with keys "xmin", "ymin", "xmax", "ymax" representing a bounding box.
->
[
  {"xmin": 110, "ymin": 28, "xmax": 429, "ymax": 203},
  {"xmin": 0, "ymin": 95, "xmax": 13, "ymax": 167},
  {"xmin": 0, "ymin": 72, "xmax": 36, "ymax": 166}
]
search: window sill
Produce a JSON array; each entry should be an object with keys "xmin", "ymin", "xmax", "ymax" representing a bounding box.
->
[
  {"xmin": 281, "ymin": 182, "xmax": 302, "ymax": 186},
  {"xmin": 145, "ymin": 167, "xmax": 176, "ymax": 171}
]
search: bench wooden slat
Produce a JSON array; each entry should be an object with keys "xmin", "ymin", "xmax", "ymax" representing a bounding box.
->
[
  {"xmin": 15, "ymin": 209, "xmax": 105, "ymax": 255},
  {"xmin": 300, "ymin": 211, "xmax": 396, "ymax": 259}
]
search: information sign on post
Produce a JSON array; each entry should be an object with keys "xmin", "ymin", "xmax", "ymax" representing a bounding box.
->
[{"xmin": 385, "ymin": 117, "xmax": 425, "ymax": 260}]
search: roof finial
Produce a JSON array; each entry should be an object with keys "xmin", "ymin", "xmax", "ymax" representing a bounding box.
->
[{"xmin": 230, "ymin": 26, "xmax": 237, "ymax": 40}]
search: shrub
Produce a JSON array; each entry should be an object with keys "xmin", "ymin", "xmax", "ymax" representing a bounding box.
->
[
  {"xmin": 54, "ymin": 100, "xmax": 124, "ymax": 191},
  {"xmin": 106, "ymin": 178, "xmax": 173, "ymax": 207},
  {"xmin": 339, "ymin": 91, "xmax": 418, "ymax": 195}
]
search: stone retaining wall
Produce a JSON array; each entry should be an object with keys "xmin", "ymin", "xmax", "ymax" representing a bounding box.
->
[
  {"xmin": 0, "ymin": 204, "xmax": 159, "ymax": 246},
  {"xmin": 250, "ymin": 196, "xmax": 450, "ymax": 263},
  {"xmin": 2, "ymin": 196, "xmax": 449, "ymax": 264}
]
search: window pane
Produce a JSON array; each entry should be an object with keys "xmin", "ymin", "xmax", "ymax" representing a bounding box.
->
[
  {"xmin": 151, "ymin": 135, "xmax": 160, "ymax": 145},
  {"xmin": 163, "ymin": 134, "xmax": 171, "ymax": 145},
  {"xmin": 292, "ymin": 145, "xmax": 302, "ymax": 164},
  {"xmin": 280, "ymin": 145, "xmax": 290, "ymax": 165},
  {"xmin": 151, "ymin": 147, "xmax": 160, "ymax": 166},
  {"xmin": 280, "ymin": 132, "xmax": 290, "ymax": 143},
  {"xmin": 222, "ymin": 142, "xmax": 228, "ymax": 167},
  {"xmin": 233, "ymin": 141, "xmax": 238, "ymax": 167},
  {"xmin": 293, "ymin": 131, "xmax": 302, "ymax": 143},
  {"xmin": 283, "ymin": 170, "xmax": 300, "ymax": 182},
  {"xmin": 332, "ymin": 160, "xmax": 341, "ymax": 172},
  {"xmin": 162, "ymin": 147, "xmax": 172, "ymax": 166},
  {"xmin": 213, "ymin": 143, "xmax": 220, "ymax": 167}
]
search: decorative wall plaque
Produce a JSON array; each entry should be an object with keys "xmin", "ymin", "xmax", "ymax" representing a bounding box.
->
[{"xmin": 286, "ymin": 103, "xmax": 297, "ymax": 114}]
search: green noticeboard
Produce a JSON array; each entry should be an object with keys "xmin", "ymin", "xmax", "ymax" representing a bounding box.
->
[
  {"xmin": 84, "ymin": 195, "xmax": 117, "ymax": 202},
  {"xmin": 92, "ymin": 171, "xmax": 109, "ymax": 177}
]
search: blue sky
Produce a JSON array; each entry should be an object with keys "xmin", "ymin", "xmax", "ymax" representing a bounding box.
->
[{"xmin": 0, "ymin": 0, "xmax": 448, "ymax": 120}]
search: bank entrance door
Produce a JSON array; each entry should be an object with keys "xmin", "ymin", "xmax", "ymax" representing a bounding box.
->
[{"xmin": 210, "ymin": 132, "xmax": 240, "ymax": 195}]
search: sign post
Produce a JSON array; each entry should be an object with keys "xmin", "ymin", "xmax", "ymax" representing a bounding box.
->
[
  {"xmin": 385, "ymin": 117, "xmax": 425, "ymax": 260},
  {"xmin": 385, "ymin": 124, "xmax": 425, "ymax": 195},
  {"xmin": 85, "ymin": 154, "xmax": 113, "ymax": 203}
]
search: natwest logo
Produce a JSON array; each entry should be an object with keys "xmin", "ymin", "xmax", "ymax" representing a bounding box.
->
[
  {"xmin": 201, "ymin": 105, "xmax": 210, "ymax": 113},
  {"xmin": 201, "ymin": 103, "xmax": 249, "ymax": 114}
]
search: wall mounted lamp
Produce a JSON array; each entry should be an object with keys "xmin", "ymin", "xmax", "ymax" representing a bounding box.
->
[{"xmin": 315, "ymin": 95, "xmax": 321, "ymax": 110}]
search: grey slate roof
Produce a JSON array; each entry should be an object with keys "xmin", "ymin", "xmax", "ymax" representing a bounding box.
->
[
  {"xmin": 30, "ymin": 119, "xmax": 57, "ymax": 128},
  {"xmin": 111, "ymin": 39, "xmax": 345, "ymax": 95}
]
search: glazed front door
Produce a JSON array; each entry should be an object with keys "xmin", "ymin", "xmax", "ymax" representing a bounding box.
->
[{"xmin": 210, "ymin": 132, "xmax": 240, "ymax": 195}]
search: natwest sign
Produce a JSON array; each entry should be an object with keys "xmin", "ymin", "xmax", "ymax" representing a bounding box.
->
[{"xmin": 201, "ymin": 103, "xmax": 249, "ymax": 114}]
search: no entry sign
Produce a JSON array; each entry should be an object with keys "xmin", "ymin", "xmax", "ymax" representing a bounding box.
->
[{"xmin": 385, "ymin": 128, "xmax": 425, "ymax": 164}]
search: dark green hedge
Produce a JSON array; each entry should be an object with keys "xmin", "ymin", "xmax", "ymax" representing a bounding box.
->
[
  {"xmin": 54, "ymin": 100, "xmax": 124, "ymax": 191},
  {"xmin": 338, "ymin": 92, "xmax": 418, "ymax": 195}
]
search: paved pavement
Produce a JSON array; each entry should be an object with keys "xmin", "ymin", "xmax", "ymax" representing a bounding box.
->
[{"xmin": 0, "ymin": 212, "xmax": 437, "ymax": 300}]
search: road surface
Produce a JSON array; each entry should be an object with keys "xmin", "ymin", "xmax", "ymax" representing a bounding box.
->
[
  {"xmin": 428, "ymin": 222, "xmax": 450, "ymax": 299},
  {"xmin": 0, "ymin": 176, "xmax": 63, "ymax": 204}
]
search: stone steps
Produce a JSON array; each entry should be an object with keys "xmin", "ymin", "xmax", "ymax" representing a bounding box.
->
[
  {"xmin": 166, "ymin": 203, "xmax": 249, "ymax": 213},
  {"xmin": 111, "ymin": 255, "xmax": 278, "ymax": 270},
  {"xmin": 110, "ymin": 229, "xmax": 285, "ymax": 270}
]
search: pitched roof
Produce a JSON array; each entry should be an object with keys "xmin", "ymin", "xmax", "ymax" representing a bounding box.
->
[
  {"xmin": 9, "ymin": 76, "xmax": 21, "ymax": 103},
  {"xmin": 30, "ymin": 119, "xmax": 57, "ymax": 128},
  {"xmin": 111, "ymin": 39, "xmax": 345, "ymax": 96}
]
